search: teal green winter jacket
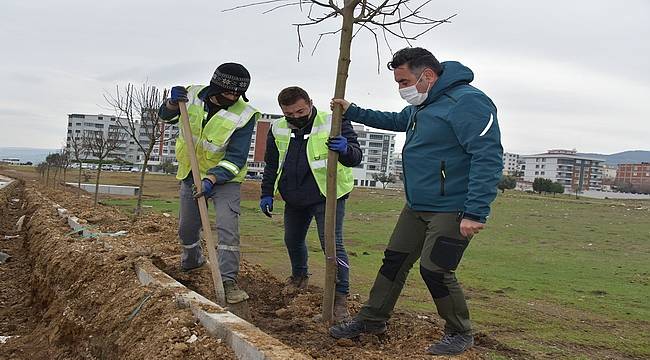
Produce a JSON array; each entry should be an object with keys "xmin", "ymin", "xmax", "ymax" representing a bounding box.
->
[{"xmin": 345, "ymin": 61, "xmax": 503, "ymax": 223}]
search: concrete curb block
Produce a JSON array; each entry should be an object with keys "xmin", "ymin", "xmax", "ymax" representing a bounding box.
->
[
  {"xmin": 135, "ymin": 261, "xmax": 311, "ymax": 360},
  {"xmin": 57, "ymin": 208, "xmax": 69, "ymax": 218},
  {"xmin": 67, "ymin": 216, "xmax": 84, "ymax": 232}
]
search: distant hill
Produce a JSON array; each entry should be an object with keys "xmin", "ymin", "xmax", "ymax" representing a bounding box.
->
[
  {"xmin": 578, "ymin": 150, "xmax": 650, "ymax": 165},
  {"xmin": 0, "ymin": 147, "xmax": 59, "ymax": 164}
]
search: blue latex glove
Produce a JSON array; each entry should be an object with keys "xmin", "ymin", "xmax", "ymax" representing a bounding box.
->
[
  {"xmin": 327, "ymin": 135, "xmax": 348, "ymax": 155},
  {"xmin": 169, "ymin": 86, "xmax": 188, "ymax": 105},
  {"xmin": 260, "ymin": 196, "xmax": 273, "ymax": 218},
  {"xmin": 193, "ymin": 178, "xmax": 214, "ymax": 199}
]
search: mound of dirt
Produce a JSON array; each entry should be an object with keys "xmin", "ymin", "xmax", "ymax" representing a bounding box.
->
[
  {"xmin": 0, "ymin": 182, "xmax": 235, "ymax": 360},
  {"xmin": 154, "ymin": 259, "xmax": 489, "ymax": 360}
]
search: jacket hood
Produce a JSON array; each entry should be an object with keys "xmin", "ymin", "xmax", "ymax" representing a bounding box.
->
[{"xmin": 422, "ymin": 61, "xmax": 474, "ymax": 105}]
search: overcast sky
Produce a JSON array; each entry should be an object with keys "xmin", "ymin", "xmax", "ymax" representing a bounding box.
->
[{"xmin": 1, "ymin": 0, "xmax": 648, "ymax": 155}]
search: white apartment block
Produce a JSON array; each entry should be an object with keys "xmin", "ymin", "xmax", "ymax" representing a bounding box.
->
[
  {"xmin": 66, "ymin": 113, "xmax": 178, "ymax": 170},
  {"xmin": 502, "ymin": 152, "xmax": 520, "ymax": 175},
  {"xmin": 389, "ymin": 153, "xmax": 403, "ymax": 180},
  {"xmin": 351, "ymin": 124, "xmax": 396, "ymax": 187},
  {"xmin": 66, "ymin": 114, "xmax": 133, "ymax": 162},
  {"xmin": 521, "ymin": 149, "xmax": 604, "ymax": 191}
]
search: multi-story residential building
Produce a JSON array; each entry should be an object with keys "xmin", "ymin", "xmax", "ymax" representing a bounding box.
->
[
  {"xmin": 602, "ymin": 164, "xmax": 618, "ymax": 180},
  {"xmin": 66, "ymin": 114, "xmax": 133, "ymax": 162},
  {"xmin": 616, "ymin": 163, "xmax": 650, "ymax": 189},
  {"xmin": 67, "ymin": 113, "xmax": 178, "ymax": 171},
  {"xmin": 521, "ymin": 149, "xmax": 604, "ymax": 191},
  {"xmin": 351, "ymin": 124, "xmax": 396, "ymax": 187},
  {"xmin": 246, "ymin": 113, "xmax": 281, "ymax": 177},
  {"xmin": 389, "ymin": 153, "xmax": 403, "ymax": 180},
  {"xmin": 502, "ymin": 152, "xmax": 520, "ymax": 175}
]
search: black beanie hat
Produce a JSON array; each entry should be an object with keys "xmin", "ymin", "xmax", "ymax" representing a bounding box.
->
[{"xmin": 207, "ymin": 62, "xmax": 251, "ymax": 102}]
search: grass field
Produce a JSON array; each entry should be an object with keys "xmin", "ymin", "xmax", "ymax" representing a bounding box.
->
[{"xmin": 7, "ymin": 166, "xmax": 649, "ymax": 358}]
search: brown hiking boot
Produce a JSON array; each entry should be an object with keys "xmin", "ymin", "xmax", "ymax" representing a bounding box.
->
[
  {"xmin": 286, "ymin": 275, "xmax": 309, "ymax": 291},
  {"xmin": 223, "ymin": 280, "xmax": 249, "ymax": 304},
  {"xmin": 334, "ymin": 292, "xmax": 350, "ymax": 322}
]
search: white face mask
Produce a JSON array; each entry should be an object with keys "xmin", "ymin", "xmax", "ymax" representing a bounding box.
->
[{"xmin": 399, "ymin": 72, "xmax": 431, "ymax": 106}]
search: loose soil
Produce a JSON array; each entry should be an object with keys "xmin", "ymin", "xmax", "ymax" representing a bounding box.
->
[
  {"xmin": 0, "ymin": 174, "xmax": 521, "ymax": 359},
  {"xmin": 0, "ymin": 180, "xmax": 235, "ymax": 360}
]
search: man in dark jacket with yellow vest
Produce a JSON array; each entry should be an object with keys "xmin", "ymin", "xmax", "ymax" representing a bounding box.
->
[
  {"xmin": 159, "ymin": 63, "xmax": 260, "ymax": 305},
  {"xmin": 329, "ymin": 48, "xmax": 503, "ymax": 356},
  {"xmin": 260, "ymin": 86, "xmax": 362, "ymax": 321}
]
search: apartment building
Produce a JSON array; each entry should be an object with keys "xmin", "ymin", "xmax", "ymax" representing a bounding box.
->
[
  {"xmin": 351, "ymin": 124, "xmax": 396, "ymax": 187},
  {"xmin": 246, "ymin": 113, "xmax": 281, "ymax": 177},
  {"xmin": 502, "ymin": 152, "xmax": 521, "ymax": 175},
  {"xmin": 616, "ymin": 163, "xmax": 650, "ymax": 188},
  {"xmin": 66, "ymin": 114, "xmax": 133, "ymax": 162},
  {"xmin": 521, "ymin": 149, "xmax": 604, "ymax": 191},
  {"xmin": 66, "ymin": 113, "xmax": 179, "ymax": 171}
]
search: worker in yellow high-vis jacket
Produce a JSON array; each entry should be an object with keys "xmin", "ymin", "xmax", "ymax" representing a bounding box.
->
[
  {"xmin": 259, "ymin": 86, "xmax": 362, "ymax": 322},
  {"xmin": 159, "ymin": 63, "xmax": 260, "ymax": 304}
]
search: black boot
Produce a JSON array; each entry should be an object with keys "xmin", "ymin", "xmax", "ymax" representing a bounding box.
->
[
  {"xmin": 329, "ymin": 317, "xmax": 386, "ymax": 339},
  {"xmin": 426, "ymin": 333, "xmax": 474, "ymax": 355}
]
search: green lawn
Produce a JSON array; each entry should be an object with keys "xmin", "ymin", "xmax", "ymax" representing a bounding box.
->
[{"xmin": 104, "ymin": 190, "xmax": 650, "ymax": 359}]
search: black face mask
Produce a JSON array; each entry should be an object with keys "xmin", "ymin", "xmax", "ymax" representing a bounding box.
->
[
  {"xmin": 286, "ymin": 114, "xmax": 311, "ymax": 129},
  {"xmin": 212, "ymin": 93, "xmax": 237, "ymax": 108}
]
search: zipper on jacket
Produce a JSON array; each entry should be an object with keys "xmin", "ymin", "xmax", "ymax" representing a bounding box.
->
[
  {"xmin": 440, "ymin": 161, "xmax": 446, "ymax": 196},
  {"xmin": 403, "ymin": 107, "xmax": 425, "ymax": 205}
]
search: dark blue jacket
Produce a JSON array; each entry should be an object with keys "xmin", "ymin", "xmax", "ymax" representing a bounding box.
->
[
  {"xmin": 261, "ymin": 107, "xmax": 362, "ymax": 208},
  {"xmin": 345, "ymin": 61, "xmax": 503, "ymax": 222}
]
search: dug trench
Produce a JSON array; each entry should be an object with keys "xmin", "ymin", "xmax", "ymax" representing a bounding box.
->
[
  {"xmin": 0, "ymin": 178, "xmax": 523, "ymax": 359},
  {"xmin": 0, "ymin": 180, "xmax": 236, "ymax": 360}
]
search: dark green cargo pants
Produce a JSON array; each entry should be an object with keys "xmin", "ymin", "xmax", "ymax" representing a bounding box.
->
[{"xmin": 358, "ymin": 205, "xmax": 473, "ymax": 334}]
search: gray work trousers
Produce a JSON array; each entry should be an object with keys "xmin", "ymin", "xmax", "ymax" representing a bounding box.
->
[
  {"xmin": 178, "ymin": 180, "xmax": 241, "ymax": 282},
  {"xmin": 358, "ymin": 206, "xmax": 473, "ymax": 335}
]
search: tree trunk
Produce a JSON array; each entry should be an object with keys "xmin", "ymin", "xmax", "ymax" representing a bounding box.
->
[
  {"xmin": 46, "ymin": 166, "xmax": 51, "ymax": 187},
  {"xmin": 77, "ymin": 161, "xmax": 83, "ymax": 190},
  {"xmin": 322, "ymin": 1, "xmax": 356, "ymax": 324},
  {"xmin": 94, "ymin": 161, "xmax": 103, "ymax": 205},
  {"xmin": 53, "ymin": 166, "xmax": 59, "ymax": 188},
  {"xmin": 136, "ymin": 154, "xmax": 150, "ymax": 216}
]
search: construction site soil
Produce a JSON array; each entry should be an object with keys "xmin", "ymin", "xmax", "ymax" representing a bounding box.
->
[{"xmin": 0, "ymin": 177, "xmax": 521, "ymax": 359}]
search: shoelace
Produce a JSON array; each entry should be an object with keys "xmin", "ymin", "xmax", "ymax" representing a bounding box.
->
[
  {"xmin": 338, "ymin": 319, "xmax": 362, "ymax": 330},
  {"xmin": 439, "ymin": 334, "xmax": 455, "ymax": 345}
]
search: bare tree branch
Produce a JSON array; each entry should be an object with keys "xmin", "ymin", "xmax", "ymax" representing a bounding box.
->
[
  {"xmin": 311, "ymin": 29, "xmax": 342, "ymax": 56},
  {"xmin": 222, "ymin": 0, "xmax": 291, "ymax": 12},
  {"xmin": 262, "ymin": 1, "xmax": 304, "ymax": 14},
  {"xmin": 354, "ymin": 22, "xmax": 382, "ymax": 73}
]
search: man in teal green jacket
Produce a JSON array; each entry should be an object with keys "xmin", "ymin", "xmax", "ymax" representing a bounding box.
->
[{"xmin": 329, "ymin": 47, "xmax": 503, "ymax": 356}]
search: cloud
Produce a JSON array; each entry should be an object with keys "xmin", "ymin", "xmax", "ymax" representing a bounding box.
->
[{"xmin": 0, "ymin": 0, "xmax": 647, "ymax": 154}]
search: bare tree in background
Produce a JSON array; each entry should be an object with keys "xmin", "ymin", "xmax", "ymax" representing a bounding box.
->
[
  {"xmin": 105, "ymin": 83, "xmax": 171, "ymax": 216},
  {"xmin": 225, "ymin": 0, "xmax": 454, "ymax": 323},
  {"xmin": 36, "ymin": 162, "xmax": 48, "ymax": 180},
  {"xmin": 68, "ymin": 135, "xmax": 90, "ymax": 190},
  {"xmin": 59, "ymin": 145, "xmax": 72, "ymax": 185},
  {"xmin": 86, "ymin": 126, "xmax": 126, "ymax": 205},
  {"xmin": 45, "ymin": 152, "xmax": 62, "ymax": 188}
]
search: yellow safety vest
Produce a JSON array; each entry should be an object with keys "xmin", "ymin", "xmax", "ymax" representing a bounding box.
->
[
  {"xmin": 174, "ymin": 85, "xmax": 259, "ymax": 182},
  {"xmin": 272, "ymin": 110, "xmax": 354, "ymax": 198}
]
